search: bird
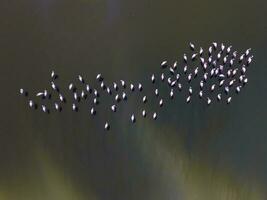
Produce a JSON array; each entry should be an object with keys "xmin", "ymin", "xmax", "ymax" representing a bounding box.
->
[
  {"xmin": 59, "ymin": 94, "xmax": 65, "ymax": 103},
  {"xmin": 94, "ymin": 89, "xmax": 99, "ymax": 97},
  {"xmin": 155, "ymin": 89, "xmax": 159, "ymax": 96},
  {"xmin": 138, "ymin": 83, "xmax": 143, "ymax": 91},
  {"xmin": 225, "ymin": 86, "xmax": 230, "ymax": 94},
  {"xmin": 142, "ymin": 110, "xmax": 146, "ymax": 117},
  {"xmin": 211, "ymin": 84, "xmax": 215, "ymax": 92},
  {"xmin": 111, "ymin": 105, "xmax": 117, "ymax": 112},
  {"xmin": 19, "ymin": 88, "xmax": 28, "ymax": 96},
  {"xmin": 183, "ymin": 65, "xmax": 188, "ymax": 73},
  {"xmin": 227, "ymin": 97, "xmax": 232, "ymax": 104},
  {"xmin": 28, "ymin": 100, "xmax": 36, "ymax": 109},
  {"xmin": 170, "ymin": 89, "xmax": 174, "ymax": 99},
  {"xmin": 219, "ymin": 80, "xmax": 225, "ymax": 87},
  {"xmin": 221, "ymin": 43, "xmax": 225, "ymax": 51},
  {"xmin": 183, "ymin": 54, "xmax": 187, "ymax": 63},
  {"xmin": 186, "ymin": 96, "xmax": 191, "ymax": 103},
  {"xmin": 104, "ymin": 122, "xmax": 110, "ymax": 130},
  {"xmin": 161, "ymin": 61, "xmax": 168, "ymax": 68},
  {"xmin": 151, "ymin": 74, "xmax": 155, "ymax": 83},
  {"xmin": 41, "ymin": 105, "xmax": 49, "ymax": 113},
  {"xmin": 130, "ymin": 84, "xmax": 135, "ymax": 91},
  {"xmin": 113, "ymin": 82, "xmax": 118, "ymax": 91},
  {"xmin": 173, "ymin": 61, "xmax": 178, "ymax": 70},
  {"xmin": 54, "ymin": 102, "xmax": 61, "ymax": 111},
  {"xmin": 189, "ymin": 87, "xmax": 193, "ymax": 95},
  {"xmin": 51, "ymin": 70, "xmax": 58, "ymax": 80},
  {"xmin": 122, "ymin": 92, "xmax": 127, "ymax": 100},
  {"xmin": 176, "ymin": 73, "xmax": 180, "ymax": 80},
  {"xmin": 115, "ymin": 94, "xmax": 121, "ymax": 102},
  {"xmin": 199, "ymin": 47, "xmax": 203, "ymax": 56},
  {"xmin": 93, "ymin": 98, "xmax": 99, "ymax": 105},
  {"xmin": 191, "ymin": 53, "xmax": 198, "ymax": 61},
  {"xmin": 100, "ymin": 81, "xmax": 106, "ymax": 90},
  {"xmin": 212, "ymin": 42, "xmax": 218, "ymax": 49},
  {"xmin": 169, "ymin": 67, "xmax": 175, "ymax": 75},
  {"xmin": 90, "ymin": 107, "xmax": 96, "ymax": 115},
  {"xmin": 142, "ymin": 96, "xmax": 147, "ymax": 103},
  {"xmin": 189, "ymin": 42, "xmax": 195, "ymax": 51},
  {"xmin": 72, "ymin": 103, "xmax": 78, "ymax": 112},
  {"xmin": 86, "ymin": 84, "xmax": 92, "ymax": 93},
  {"xmin": 152, "ymin": 112, "xmax": 157, "ymax": 120},
  {"xmin": 245, "ymin": 48, "xmax": 251, "ymax": 56},
  {"xmin": 236, "ymin": 86, "xmax": 242, "ymax": 93},
  {"xmin": 159, "ymin": 99, "xmax": 163, "ymax": 107},
  {"xmin": 81, "ymin": 90, "xmax": 87, "ymax": 99},
  {"xmin": 217, "ymin": 94, "xmax": 222, "ymax": 101},
  {"xmin": 96, "ymin": 74, "xmax": 103, "ymax": 81},
  {"xmin": 131, "ymin": 114, "xmax": 136, "ymax": 123},
  {"xmin": 200, "ymin": 80, "xmax": 204, "ymax": 89},
  {"xmin": 226, "ymin": 46, "xmax": 232, "ymax": 54},
  {"xmin": 78, "ymin": 75, "xmax": 84, "ymax": 83},
  {"xmin": 187, "ymin": 73, "xmax": 192, "ymax": 82},
  {"xmin": 106, "ymin": 87, "xmax": 112, "ymax": 95},
  {"xmin": 207, "ymin": 97, "xmax": 211, "ymax": 105},
  {"xmin": 178, "ymin": 83, "xmax": 182, "ymax": 91},
  {"xmin": 171, "ymin": 80, "xmax": 176, "ymax": 87},
  {"xmin": 120, "ymin": 80, "xmax": 126, "ymax": 88},
  {"xmin": 51, "ymin": 81, "xmax": 59, "ymax": 92},
  {"xmin": 161, "ymin": 73, "xmax": 165, "ymax": 81}
]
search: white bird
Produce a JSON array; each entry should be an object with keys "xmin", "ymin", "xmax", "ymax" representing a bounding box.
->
[
  {"xmin": 36, "ymin": 92, "xmax": 44, "ymax": 97},
  {"xmin": 120, "ymin": 80, "xmax": 126, "ymax": 88},
  {"xmin": 203, "ymin": 73, "xmax": 208, "ymax": 81},
  {"xmin": 153, "ymin": 112, "xmax": 157, "ymax": 120},
  {"xmin": 243, "ymin": 78, "xmax": 248, "ymax": 84},
  {"xmin": 115, "ymin": 94, "xmax": 120, "ymax": 102},
  {"xmin": 106, "ymin": 87, "xmax": 112, "ymax": 95},
  {"xmin": 131, "ymin": 114, "xmax": 136, "ymax": 123},
  {"xmin": 142, "ymin": 96, "xmax": 147, "ymax": 103},
  {"xmin": 226, "ymin": 46, "xmax": 232, "ymax": 54},
  {"xmin": 72, "ymin": 103, "xmax": 78, "ymax": 112},
  {"xmin": 161, "ymin": 73, "xmax": 165, "ymax": 81},
  {"xmin": 178, "ymin": 83, "xmax": 182, "ymax": 91},
  {"xmin": 142, "ymin": 110, "xmax": 146, "ymax": 117},
  {"xmin": 232, "ymin": 51, "xmax": 237, "ymax": 58},
  {"xmin": 69, "ymin": 83, "xmax": 74, "ymax": 91},
  {"xmin": 42, "ymin": 105, "xmax": 48, "ymax": 113},
  {"xmin": 217, "ymin": 51, "xmax": 222, "ymax": 60},
  {"xmin": 217, "ymin": 94, "xmax": 221, "ymax": 101},
  {"xmin": 227, "ymin": 97, "xmax": 232, "ymax": 104},
  {"xmin": 100, "ymin": 81, "xmax": 105, "ymax": 89},
  {"xmin": 208, "ymin": 56, "xmax": 212, "ymax": 64},
  {"xmin": 227, "ymin": 69, "xmax": 232, "ymax": 77},
  {"xmin": 219, "ymin": 80, "xmax": 225, "ymax": 87},
  {"xmin": 199, "ymin": 90, "xmax": 203, "ymax": 98},
  {"xmin": 232, "ymin": 68, "xmax": 238, "ymax": 76},
  {"xmin": 215, "ymin": 68, "xmax": 219, "ymax": 76},
  {"xmin": 188, "ymin": 73, "xmax": 192, "ymax": 82},
  {"xmin": 245, "ymin": 48, "xmax": 251, "ymax": 56},
  {"xmin": 111, "ymin": 105, "xmax": 116, "ymax": 112},
  {"xmin": 155, "ymin": 89, "xmax": 159, "ymax": 96},
  {"xmin": 96, "ymin": 74, "xmax": 102, "ymax": 81},
  {"xmin": 113, "ymin": 82, "xmax": 118, "ymax": 91},
  {"xmin": 151, "ymin": 74, "xmax": 155, "ymax": 83},
  {"xmin": 225, "ymin": 86, "xmax": 229, "ymax": 94},
  {"xmin": 122, "ymin": 92, "xmax": 127, "ymax": 100},
  {"xmin": 221, "ymin": 43, "xmax": 225, "ymax": 51},
  {"xmin": 170, "ymin": 89, "xmax": 174, "ymax": 99},
  {"xmin": 161, "ymin": 61, "xmax": 168, "ymax": 68},
  {"xmin": 173, "ymin": 61, "xmax": 177, "ymax": 70},
  {"xmin": 208, "ymin": 46, "xmax": 213, "ymax": 55},
  {"xmin": 94, "ymin": 89, "xmax": 99, "ymax": 97},
  {"xmin": 19, "ymin": 88, "xmax": 25, "ymax": 95},
  {"xmin": 207, "ymin": 97, "xmax": 211, "ymax": 105},
  {"xmin": 167, "ymin": 77, "xmax": 172, "ymax": 85},
  {"xmin": 159, "ymin": 99, "xmax": 163, "ymax": 107},
  {"xmin": 90, "ymin": 107, "xmax": 96, "ymax": 115},
  {"xmin": 241, "ymin": 65, "xmax": 246, "ymax": 74},
  {"xmin": 183, "ymin": 54, "xmax": 187, "ymax": 63},
  {"xmin": 28, "ymin": 100, "xmax": 35, "ymax": 108},
  {"xmin": 59, "ymin": 94, "xmax": 65, "ymax": 102},
  {"xmin": 223, "ymin": 55, "xmax": 228, "ymax": 64},
  {"xmin": 199, "ymin": 47, "xmax": 203, "ymax": 55},
  {"xmin": 203, "ymin": 63, "xmax": 208, "ymax": 71},
  {"xmin": 93, "ymin": 98, "xmax": 99, "ymax": 105},
  {"xmin": 51, "ymin": 70, "xmax": 56, "ymax": 79},
  {"xmin": 194, "ymin": 67, "xmax": 198, "ymax": 76},
  {"xmin": 239, "ymin": 75, "xmax": 244, "ymax": 83},
  {"xmin": 171, "ymin": 80, "xmax": 176, "ymax": 87},
  {"xmin": 189, "ymin": 42, "xmax": 195, "ymax": 51},
  {"xmin": 189, "ymin": 87, "xmax": 193, "ymax": 95},
  {"xmin": 212, "ymin": 60, "xmax": 217, "ymax": 67},
  {"xmin": 130, "ymin": 84, "xmax": 135, "ymax": 91},
  {"xmin": 138, "ymin": 83, "xmax": 143, "ymax": 91},
  {"xmin": 78, "ymin": 75, "xmax": 84, "ymax": 83},
  {"xmin": 247, "ymin": 56, "xmax": 253, "ymax": 65},
  {"xmin": 183, "ymin": 65, "xmax": 188, "ymax": 73},
  {"xmin": 191, "ymin": 53, "xmax": 198, "ymax": 60},
  {"xmin": 239, "ymin": 54, "xmax": 245, "ymax": 62},
  {"xmin": 104, "ymin": 122, "xmax": 110, "ymax": 130},
  {"xmin": 186, "ymin": 96, "xmax": 191, "ymax": 103},
  {"xmin": 200, "ymin": 57, "xmax": 205, "ymax": 65},
  {"xmin": 210, "ymin": 68, "xmax": 215, "ymax": 77},
  {"xmin": 176, "ymin": 73, "xmax": 180, "ymax": 80},
  {"xmin": 219, "ymin": 74, "xmax": 225, "ymax": 79},
  {"xmin": 229, "ymin": 79, "xmax": 235, "ymax": 87},
  {"xmin": 219, "ymin": 65, "xmax": 224, "ymax": 72},
  {"xmin": 236, "ymin": 86, "xmax": 242, "ymax": 93},
  {"xmin": 169, "ymin": 67, "xmax": 175, "ymax": 74},
  {"xmin": 81, "ymin": 90, "xmax": 87, "ymax": 99},
  {"xmin": 54, "ymin": 102, "xmax": 60, "ymax": 111},
  {"xmin": 211, "ymin": 84, "xmax": 215, "ymax": 92},
  {"xmin": 212, "ymin": 42, "xmax": 217, "ymax": 49}
]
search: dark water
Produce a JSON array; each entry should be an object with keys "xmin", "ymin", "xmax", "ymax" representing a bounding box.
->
[{"xmin": 1, "ymin": 0, "xmax": 267, "ymax": 199}]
